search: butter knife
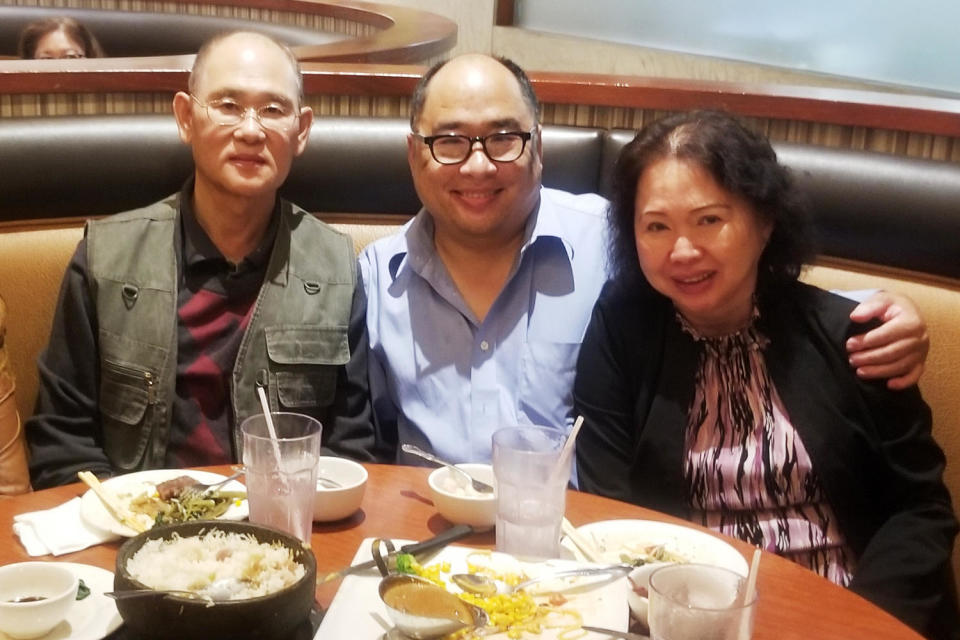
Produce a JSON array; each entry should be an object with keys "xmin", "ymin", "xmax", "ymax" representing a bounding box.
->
[
  {"xmin": 320, "ymin": 523, "xmax": 475, "ymax": 583},
  {"xmin": 580, "ymin": 625, "xmax": 650, "ymax": 640}
]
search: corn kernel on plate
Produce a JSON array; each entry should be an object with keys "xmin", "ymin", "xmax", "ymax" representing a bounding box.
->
[{"xmin": 317, "ymin": 539, "xmax": 628, "ymax": 640}]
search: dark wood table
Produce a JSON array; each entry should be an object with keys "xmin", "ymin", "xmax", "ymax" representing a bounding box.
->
[{"xmin": 0, "ymin": 464, "xmax": 920, "ymax": 639}]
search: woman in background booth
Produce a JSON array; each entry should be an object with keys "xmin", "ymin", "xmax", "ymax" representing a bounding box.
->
[
  {"xmin": 0, "ymin": 295, "xmax": 31, "ymax": 495},
  {"xmin": 574, "ymin": 110, "xmax": 958, "ymax": 639},
  {"xmin": 17, "ymin": 16, "xmax": 104, "ymax": 59}
]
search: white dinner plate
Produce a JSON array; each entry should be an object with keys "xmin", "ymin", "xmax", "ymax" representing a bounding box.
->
[
  {"xmin": 561, "ymin": 519, "xmax": 749, "ymax": 574},
  {"xmin": 561, "ymin": 519, "xmax": 750, "ymax": 623},
  {"xmin": 79, "ymin": 468, "xmax": 248, "ymax": 537},
  {"xmin": 0, "ymin": 563, "xmax": 122, "ymax": 640},
  {"xmin": 316, "ymin": 540, "xmax": 629, "ymax": 639}
]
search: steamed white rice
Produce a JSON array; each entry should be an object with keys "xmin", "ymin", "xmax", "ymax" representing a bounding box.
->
[{"xmin": 126, "ymin": 530, "xmax": 305, "ymax": 600}]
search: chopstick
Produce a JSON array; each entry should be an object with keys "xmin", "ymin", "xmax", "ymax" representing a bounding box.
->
[
  {"xmin": 77, "ymin": 470, "xmax": 147, "ymax": 533},
  {"xmin": 562, "ymin": 517, "xmax": 602, "ymax": 563}
]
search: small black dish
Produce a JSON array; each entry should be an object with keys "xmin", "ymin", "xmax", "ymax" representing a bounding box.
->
[{"xmin": 113, "ymin": 520, "xmax": 317, "ymax": 640}]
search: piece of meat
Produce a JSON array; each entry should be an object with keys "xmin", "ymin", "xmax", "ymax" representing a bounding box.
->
[{"xmin": 156, "ymin": 475, "xmax": 196, "ymax": 501}]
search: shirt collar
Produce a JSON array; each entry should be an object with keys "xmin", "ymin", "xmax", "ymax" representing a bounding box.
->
[
  {"xmin": 388, "ymin": 187, "xmax": 575, "ymax": 281},
  {"xmin": 178, "ymin": 178, "xmax": 280, "ymax": 274}
]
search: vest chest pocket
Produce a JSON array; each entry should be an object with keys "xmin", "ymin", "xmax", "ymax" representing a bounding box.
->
[
  {"xmin": 98, "ymin": 330, "xmax": 167, "ymax": 470},
  {"xmin": 99, "ymin": 358, "xmax": 157, "ymax": 470},
  {"xmin": 265, "ymin": 325, "xmax": 349, "ymax": 409}
]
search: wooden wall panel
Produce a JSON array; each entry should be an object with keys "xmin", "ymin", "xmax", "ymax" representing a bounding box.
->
[{"xmin": 3, "ymin": 91, "xmax": 959, "ymax": 163}]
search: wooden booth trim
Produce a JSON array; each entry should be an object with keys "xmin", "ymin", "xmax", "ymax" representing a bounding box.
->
[
  {"xmin": 0, "ymin": 0, "xmax": 457, "ymax": 64},
  {"xmin": 2, "ymin": 61, "xmax": 960, "ymax": 138}
]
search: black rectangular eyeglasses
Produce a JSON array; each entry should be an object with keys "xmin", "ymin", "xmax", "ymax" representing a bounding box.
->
[{"xmin": 413, "ymin": 130, "xmax": 534, "ymax": 165}]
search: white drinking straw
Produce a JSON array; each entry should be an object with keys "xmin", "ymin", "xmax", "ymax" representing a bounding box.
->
[
  {"xmin": 737, "ymin": 547, "xmax": 762, "ymax": 640},
  {"xmin": 553, "ymin": 415, "xmax": 584, "ymax": 481},
  {"xmin": 256, "ymin": 385, "xmax": 286, "ymax": 479}
]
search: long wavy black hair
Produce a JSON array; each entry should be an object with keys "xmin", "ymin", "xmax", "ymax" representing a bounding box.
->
[{"xmin": 608, "ymin": 110, "xmax": 814, "ymax": 298}]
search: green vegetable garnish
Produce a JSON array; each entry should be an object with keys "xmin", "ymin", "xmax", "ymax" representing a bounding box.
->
[
  {"xmin": 76, "ymin": 579, "xmax": 91, "ymax": 601},
  {"xmin": 395, "ymin": 553, "xmax": 415, "ymax": 574},
  {"xmin": 152, "ymin": 492, "xmax": 237, "ymax": 525}
]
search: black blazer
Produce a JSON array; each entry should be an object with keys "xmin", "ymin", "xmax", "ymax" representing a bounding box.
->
[{"xmin": 575, "ymin": 280, "xmax": 958, "ymax": 639}]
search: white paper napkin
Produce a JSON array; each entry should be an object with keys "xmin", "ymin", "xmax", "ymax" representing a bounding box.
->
[{"xmin": 13, "ymin": 496, "xmax": 120, "ymax": 556}]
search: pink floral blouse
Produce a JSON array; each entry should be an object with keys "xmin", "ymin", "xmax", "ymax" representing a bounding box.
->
[{"xmin": 681, "ymin": 314, "xmax": 855, "ymax": 586}]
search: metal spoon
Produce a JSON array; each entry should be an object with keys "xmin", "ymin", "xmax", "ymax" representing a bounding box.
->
[
  {"xmin": 400, "ymin": 444, "xmax": 495, "ymax": 494},
  {"xmin": 103, "ymin": 589, "xmax": 216, "ymax": 607},
  {"xmin": 316, "ymin": 475, "xmax": 343, "ymax": 489},
  {"xmin": 451, "ymin": 564, "xmax": 633, "ymax": 596}
]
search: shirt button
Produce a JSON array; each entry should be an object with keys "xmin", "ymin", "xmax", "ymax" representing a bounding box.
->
[{"xmin": 480, "ymin": 340, "xmax": 490, "ymax": 352}]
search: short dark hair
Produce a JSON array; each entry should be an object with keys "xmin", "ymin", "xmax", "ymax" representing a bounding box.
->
[
  {"xmin": 18, "ymin": 17, "xmax": 105, "ymax": 59},
  {"xmin": 409, "ymin": 55, "xmax": 541, "ymax": 131},
  {"xmin": 189, "ymin": 31, "xmax": 303, "ymax": 103},
  {"xmin": 608, "ymin": 110, "xmax": 814, "ymax": 297}
]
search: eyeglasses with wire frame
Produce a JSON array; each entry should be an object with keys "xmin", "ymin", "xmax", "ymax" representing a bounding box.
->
[
  {"xmin": 413, "ymin": 130, "xmax": 534, "ymax": 165},
  {"xmin": 191, "ymin": 95, "xmax": 300, "ymax": 132}
]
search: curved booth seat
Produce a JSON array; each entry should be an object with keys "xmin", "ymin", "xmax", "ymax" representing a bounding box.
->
[
  {"xmin": 0, "ymin": 5, "xmax": 346, "ymax": 58},
  {"xmin": 1, "ymin": 114, "xmax": 957, "ymax": 280},
  {"xmin": 0, "ymin": 1, "xmax": 455, "ymax": 63}
]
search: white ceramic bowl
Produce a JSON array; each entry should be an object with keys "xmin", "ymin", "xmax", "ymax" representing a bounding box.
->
[
  {"xmin": 625, "ymin": 562, "xmax": 670, "ymax": 624},
  {"xmin": 427, "ymin": 464, "xmax": 497, "ymax": 529},
  {"xmin": 0, "ymin": 562, "xmax": 78, "ymax": 639},
  {"xmin": 313, "ymin": 456, "xmax": 368, "ymax": 522}
]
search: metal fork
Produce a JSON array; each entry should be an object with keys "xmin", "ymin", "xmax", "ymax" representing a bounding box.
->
[{"xmin": 179, "ymin": 469, "xmax": 245, "ymax": 500}]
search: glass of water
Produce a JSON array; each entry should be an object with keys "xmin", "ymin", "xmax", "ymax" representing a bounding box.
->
[
  {"xmin": 648, "ymin": 563, "xmax": 758, "ymax": 640},
  {"xmin": 492, "ymin": 426, "xmax": 570, "ymax": 559},
  {"xmin": 241, "ymin": 412, "xmax": 321, "ymax": 542}
]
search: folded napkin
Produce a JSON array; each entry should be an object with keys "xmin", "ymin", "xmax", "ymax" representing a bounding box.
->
[{"xmin": 13, "ymin": 496, "xmax": 120, "ymax": 556}]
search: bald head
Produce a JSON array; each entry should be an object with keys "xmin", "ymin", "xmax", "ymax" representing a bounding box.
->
[
  {"xmin": 409, "ymin": 54, "xmax": 539, "ymax": 131},
  {"xmin": 189, "ymin": 31, "xmax": 303, "ymax": 104}
]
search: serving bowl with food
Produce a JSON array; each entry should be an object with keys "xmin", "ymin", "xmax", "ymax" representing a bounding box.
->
[
  {"xmin": 79, "ymin": 468, "xmax": 248, "ymax": 536},
  {"xmin": 112, "ymin": 520, "xmax": 316, "ymax": 640},
  {"xmin": 313, "ymin": 455, "xmax": 368, "ymax": 522},
  {"xmin": 379, "ymin": 573, "xmax": 488, "ymax": 639},
  {"xmin": 0, "ymin": 562, "xmax": 79, "ymax": 639},
  {"xmin": 427, "ymin": 463, "xmax": 497, "ymax": 529}
]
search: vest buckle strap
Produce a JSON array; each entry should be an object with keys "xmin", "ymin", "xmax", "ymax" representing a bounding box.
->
[{"xmin": 121, "ymin": 283, "xmax": 140, "ymax": 309}]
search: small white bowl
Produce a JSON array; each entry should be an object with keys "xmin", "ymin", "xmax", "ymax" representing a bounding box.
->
[
  {"xmin": 427, "ymin": 464, "xmax": 497, "ymax": 529},
  {"xmin": 625, "ymin": 562, "xmax": 670, "ymax": 624},
  {"xmin": 313, "ymin": 456, "xmax": 368, "ymax": 522},
  {"xmin": 0, "ymin": 562, "xmax": 78, "ymax": 639}
]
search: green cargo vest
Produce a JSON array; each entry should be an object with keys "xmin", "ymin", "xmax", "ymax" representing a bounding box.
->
[{"xmin": 86, "ymin": 194, "xmax": 356, "ymax": 472}]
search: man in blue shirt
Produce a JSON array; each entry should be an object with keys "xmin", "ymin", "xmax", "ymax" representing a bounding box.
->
[{"xmin": 360, "ymin": 53, "xmax": 929, "ymax": 466}]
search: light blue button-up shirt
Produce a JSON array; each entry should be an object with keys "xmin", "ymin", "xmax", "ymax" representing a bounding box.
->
[{"xmin": 360, "ymin": 188, "xmax": 611, "ymax": 466}]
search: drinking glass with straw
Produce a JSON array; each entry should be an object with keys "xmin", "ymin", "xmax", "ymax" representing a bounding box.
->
[
  {"xmin": 492, "ymin": 419, "xmax": 581, "ymax": 559},
  {"xmin": 240, "ymin": 392, "xmax": 321, "ymax": 542}
]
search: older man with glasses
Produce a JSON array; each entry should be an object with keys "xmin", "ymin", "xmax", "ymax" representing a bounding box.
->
[
  {"xmin": 360, "ymin": 53, "xmax": 932, "ymax": 468},
  {"xmin": 26, "ymin": 31, "xmax": 373, "ymax": 488}
]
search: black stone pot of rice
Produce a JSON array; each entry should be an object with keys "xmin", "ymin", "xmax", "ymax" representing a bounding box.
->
[{"xmin": 114, "ymin": 520, "xmax": 317, "ymax": 640}]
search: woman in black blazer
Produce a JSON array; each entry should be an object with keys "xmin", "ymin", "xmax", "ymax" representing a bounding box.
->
[{"xmin": 575, "ymin": 110, "xmax": 958, "ymax": 639}]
